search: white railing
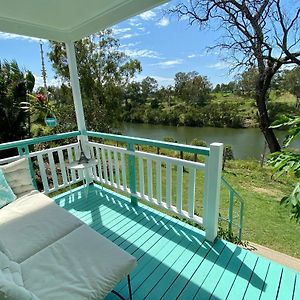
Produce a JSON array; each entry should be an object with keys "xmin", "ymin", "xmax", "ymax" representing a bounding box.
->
[
  {"xmin": 29, "ymin": 143, "xmax": 82, "ymax": 194},
  {"xmin": 0, "ymin": 132, "xmax": 226, "ymax": 242},
  {"xmin": 89, "ymin": 141, "xmax": 222, "ymax": 231}
]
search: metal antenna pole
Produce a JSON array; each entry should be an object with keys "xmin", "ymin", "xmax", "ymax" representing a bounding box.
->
[{"xmin": 39, "ymin": 40, "xmax": 48, "ymax": 100}]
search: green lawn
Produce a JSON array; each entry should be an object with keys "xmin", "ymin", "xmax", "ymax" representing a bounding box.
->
[{"xmin": 222, "ymin": 160, "xmax": 299, "ymax": 258}]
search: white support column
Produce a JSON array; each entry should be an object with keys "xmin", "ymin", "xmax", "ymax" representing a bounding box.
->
[
  {"xmin": 65, "ymin": 41, "xmax": 92, "ymax": 183},
  {"xmin": 65, "ymin": 41, "xmax": 87, "ymax": 134},
  {"xmin": 203, "ymin": 142, "xmax": 223, "ymax": 242}
]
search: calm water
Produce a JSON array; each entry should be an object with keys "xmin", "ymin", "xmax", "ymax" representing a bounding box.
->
[{"xmin": 120, "ymin": 123, "xmax": 300, "ymax": 159}]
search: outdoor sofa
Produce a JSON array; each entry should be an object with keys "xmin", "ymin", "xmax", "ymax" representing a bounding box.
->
[{"xmin": 0, "ymin": 158, "xmax": 136, "ymax": 300}]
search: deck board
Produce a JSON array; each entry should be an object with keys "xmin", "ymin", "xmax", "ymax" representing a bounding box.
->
[{"xmin": 53, "ymin": 184, "xmax": 299, "ymax": 300}]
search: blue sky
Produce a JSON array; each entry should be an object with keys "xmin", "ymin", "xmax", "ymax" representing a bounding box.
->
[{"xmin": 0, "ymin": 2, "xmax": 234, "ymax": 88}]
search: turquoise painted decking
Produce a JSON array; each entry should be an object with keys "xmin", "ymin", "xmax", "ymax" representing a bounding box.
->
[{"xmin": 53, "ymin": 184, "xmax": 299, "ymax": 300}]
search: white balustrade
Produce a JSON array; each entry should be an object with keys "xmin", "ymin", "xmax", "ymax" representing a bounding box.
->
[
  {"xmin": 0, "ymin": 137, "xmax": 224, "ymax": 242},
  {"xmin": 88, "ymin": 141, "xmax": 209, "ymax": 230}
]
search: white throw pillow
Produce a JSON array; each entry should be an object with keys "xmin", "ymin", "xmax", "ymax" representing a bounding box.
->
[{"xmin": 0, "ymin": 158, "xmax": 35, "ymax": 198}]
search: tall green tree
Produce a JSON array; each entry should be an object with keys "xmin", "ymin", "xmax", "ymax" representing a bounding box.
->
[
  {"xmin": 49, "ymin": 29, "xmax": 141, "ymax": 132},
  {"xmin": 236, "ymin": 68, "xmax": 259, "ymax": 98},
  {"xmin": 140, "ymin": 76, "xmax": 158, "ymax": 101},
  {"xmin": 281, "ymin": 67, "xmax": 300, "ymax": 106},
  {"xmin": 170, "ymin": 0, "xmax": 300, "ymax": 153},
  {"xmin": 0, "ymin": 60, "xmax": 32, "ymax": 146},
  {"xmin": 174, "ymin": 71, "xmax": 212, "ymax": 106}
]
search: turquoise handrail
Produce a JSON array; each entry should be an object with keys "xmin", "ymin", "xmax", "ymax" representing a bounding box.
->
[
  {"xmin": 221, "ymin": 177, "xmax": 245, "ymax": 240},
  {"xmin": 86, "ymin": 131, "xmax": 210, "ymax": 156},
  {"xmin": 0, "ymin": 131, "xmax": 80, "ymax": 151}
]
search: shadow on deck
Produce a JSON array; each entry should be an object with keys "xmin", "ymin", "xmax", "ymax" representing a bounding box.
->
[{"xmin": 53, "ymin": 184, "xmax": 299, "ymax": 300}]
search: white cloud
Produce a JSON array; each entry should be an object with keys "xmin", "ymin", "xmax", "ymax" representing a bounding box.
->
[
  {"xmin": 120, "ymin": 33, "xmax": 135, "ymax": 39},
  {"xmin": 119, "ymin": 29, "xmax": 150, "ymax": 40},
  {"xmin": 33, "ymin": 74, "xmax": 62, "ymax": 89},
  {"xmin": 135, "ymin": 74, "xmax": 174, "ymax": 87},
  {"xmin": 152, "ymin": 76, "xmax": 174, "ymax": 86},
  {"xmin": 187, "ymin": 53, "xmax": 207, "ymax": 59},
  {"xmin": 128, "ymin": 18, "xmax": 142, "ymax": 27},
  {"xmin": 139, "ymin": 10, "xmax": 156, "ymax": 21},
  {"xmin": 154, "ymin": 59, "xmax": 183, "ymax": 68},
  {"xmin": 119, "ymin": 42, "xmax": 140, "ymax": 49},
  {"xmin": 112, "ymin": 27, "xmax": 131, "ymax": 35},
  {"xmin": 180, "ymin": 15, "xmax": 189, "ymax": 21},
  {"xmin": 124, "ymin": 49, "xmax": 161, "ymax": 59},
  {"xmin": 208, "ymin": 61, "xmax": 231, "ymax": 70},
  {"xmin": 156, "ymin": 17, "xmax": 170, "ymax": 27},
  {"xmin": 0, "ymin": 32, "xmax": 45, "ymax": 42}
]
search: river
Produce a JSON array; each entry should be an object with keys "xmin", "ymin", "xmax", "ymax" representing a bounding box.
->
[{"xmin": 120, "ymin": 123, "xmax": 300, "ymax": 159}]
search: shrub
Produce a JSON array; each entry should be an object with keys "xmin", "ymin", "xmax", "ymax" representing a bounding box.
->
[{"xmin": 190, "ymin": 138, "xmax": 207, "ymax": 147}]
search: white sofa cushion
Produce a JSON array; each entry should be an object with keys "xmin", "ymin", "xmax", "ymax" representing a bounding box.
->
[
  {"xmin": 0, "ymin": 251, "xmax": 40, "ymax": 300},
  {"xmin": 0, "ymin": 158, "xmax": 35, "ymax": 198},
  {"xmin": 0, "ymin": 192, "xmax": 83, "ymax": 263},
  {"xmin": 0, "ymin": 251, "xmax": 22, "ymax": 286},
  {"xmin": 0, "ymin": 279, "xmax": 40, "ymax": 300},
  {"xmin": 21, "ymin": 225, "xmax": 137, "ymax": 300}
]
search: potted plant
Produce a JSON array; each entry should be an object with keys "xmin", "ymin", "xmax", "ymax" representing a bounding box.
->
[{"xmin": 21, "ymin": 93, "xmax": 58, "ymax": 127}]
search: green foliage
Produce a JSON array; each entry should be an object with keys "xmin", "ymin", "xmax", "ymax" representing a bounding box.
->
[
  {"xmin": 217, "ymin": 226, "xmax": 248, "ymax": 247},
  {"xmin": 224, "ymin": 144, "xmax": 234, "ymax": 160},
  {"xmin": 270, "ymin": 115, "xmax": 300, "ymax": 147},
  {"xmin": 269, "ymin": 115, "xmax": 300, "ymax": 222},
  {"xmin": 174, "ymin": 71, "xmax": 212, "ymax": 106},
  {"xmin": 267, "ymin": 102, "xmax": 296, "ymax": 125},
  {"xmin": 0, "ymin": 60, "xmax": 29, "ymax": 145},
  {"xmin": 163, "ymin": 136, "xmax": 176, "ymax": 143},
  {"xmin": 279, "ymin": 66, "xmax": 300, "ymax": 99},
  {"xmin": 235, "ymin": 67, "xmax": 258, "ymax": 98},
  {"xmin": 48, "ymin": 29, "xmax": 141, "ymax": 132},
  {"xmin": 190, "ymin": 138, "xmax": 207, "ymax": 147}
]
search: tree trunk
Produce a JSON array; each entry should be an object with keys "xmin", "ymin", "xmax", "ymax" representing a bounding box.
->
[{"xmin": 255, "ymin": 83, "xmax": 281, "ymax": 153}]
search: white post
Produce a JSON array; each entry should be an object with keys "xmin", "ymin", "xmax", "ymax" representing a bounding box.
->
[
  {"xmin": 65, "ymin": 41, "xmax": 92, "ymax": 184},
  {"xmin": 65, "ymin": 41, "xmax": 87, "ymax": 134},
  {"xmin": 203, "ymin": 142, "xmax": 223, "ymax": 242}
]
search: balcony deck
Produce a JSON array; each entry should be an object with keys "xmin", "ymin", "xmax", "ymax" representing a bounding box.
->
[{"xmin": 53, "ymin": 184, "xmax": 299, "ymax": 300}]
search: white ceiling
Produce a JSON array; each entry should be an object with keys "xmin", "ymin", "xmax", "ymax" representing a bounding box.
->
[{"xmin": 0, "ymin": 0, "xmax": 168, "ymax": 41}]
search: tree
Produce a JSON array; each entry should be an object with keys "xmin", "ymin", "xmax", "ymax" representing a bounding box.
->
[
  {"xmin": 0, "ymin": 60, "xmax": 31, "ymax": 146},
  {"xmin": 140, "ymin": 76, "xmax": 158, "ymax": 101},
  {"xmin": 170, "ymin": 0, "xmax": 300, "ymax": 152},
  {"xmin": 281, "ymin": 66, "xmax": 300, "ymax": 107},
  {"xmin": 235, "ymin": 67, "xmax": 258, "ymax": 98},
  {"xmin": 213, "ymin": 84, "xmax": 221, "ymax": 93},
  {"xmin": 48, "ymin": 29, "xmax": 141, "ymax": 132},
  {"xmin": 174, "ymin": 71, "xmax": 212, "ymax": 106}
]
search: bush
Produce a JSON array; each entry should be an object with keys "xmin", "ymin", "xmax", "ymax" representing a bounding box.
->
[
  {"xmin": 224, "ymin": 144, "xmax": 234, "ymax": 160},
  {"xmin": 163, "ymin": 136, "xmax": 177, "ymax": 143},
  {"xmin": 190, "ymin": 138, "xmax": 207, "ymax": 147}
]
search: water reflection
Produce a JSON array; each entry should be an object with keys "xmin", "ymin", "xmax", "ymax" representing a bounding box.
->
[{"xmin": 121, "ymin": 123, "xmax": 300, "ymax": 159}]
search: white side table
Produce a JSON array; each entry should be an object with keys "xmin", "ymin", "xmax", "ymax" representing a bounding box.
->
[{"xmin": 67, "ymin": 159, "xmax": 97, "ymax": 198}]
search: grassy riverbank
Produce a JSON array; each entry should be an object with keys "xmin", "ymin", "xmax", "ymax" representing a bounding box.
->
[{"xmin": 123, "ymin": 92, "xmax": 297, "ymax": 128}]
